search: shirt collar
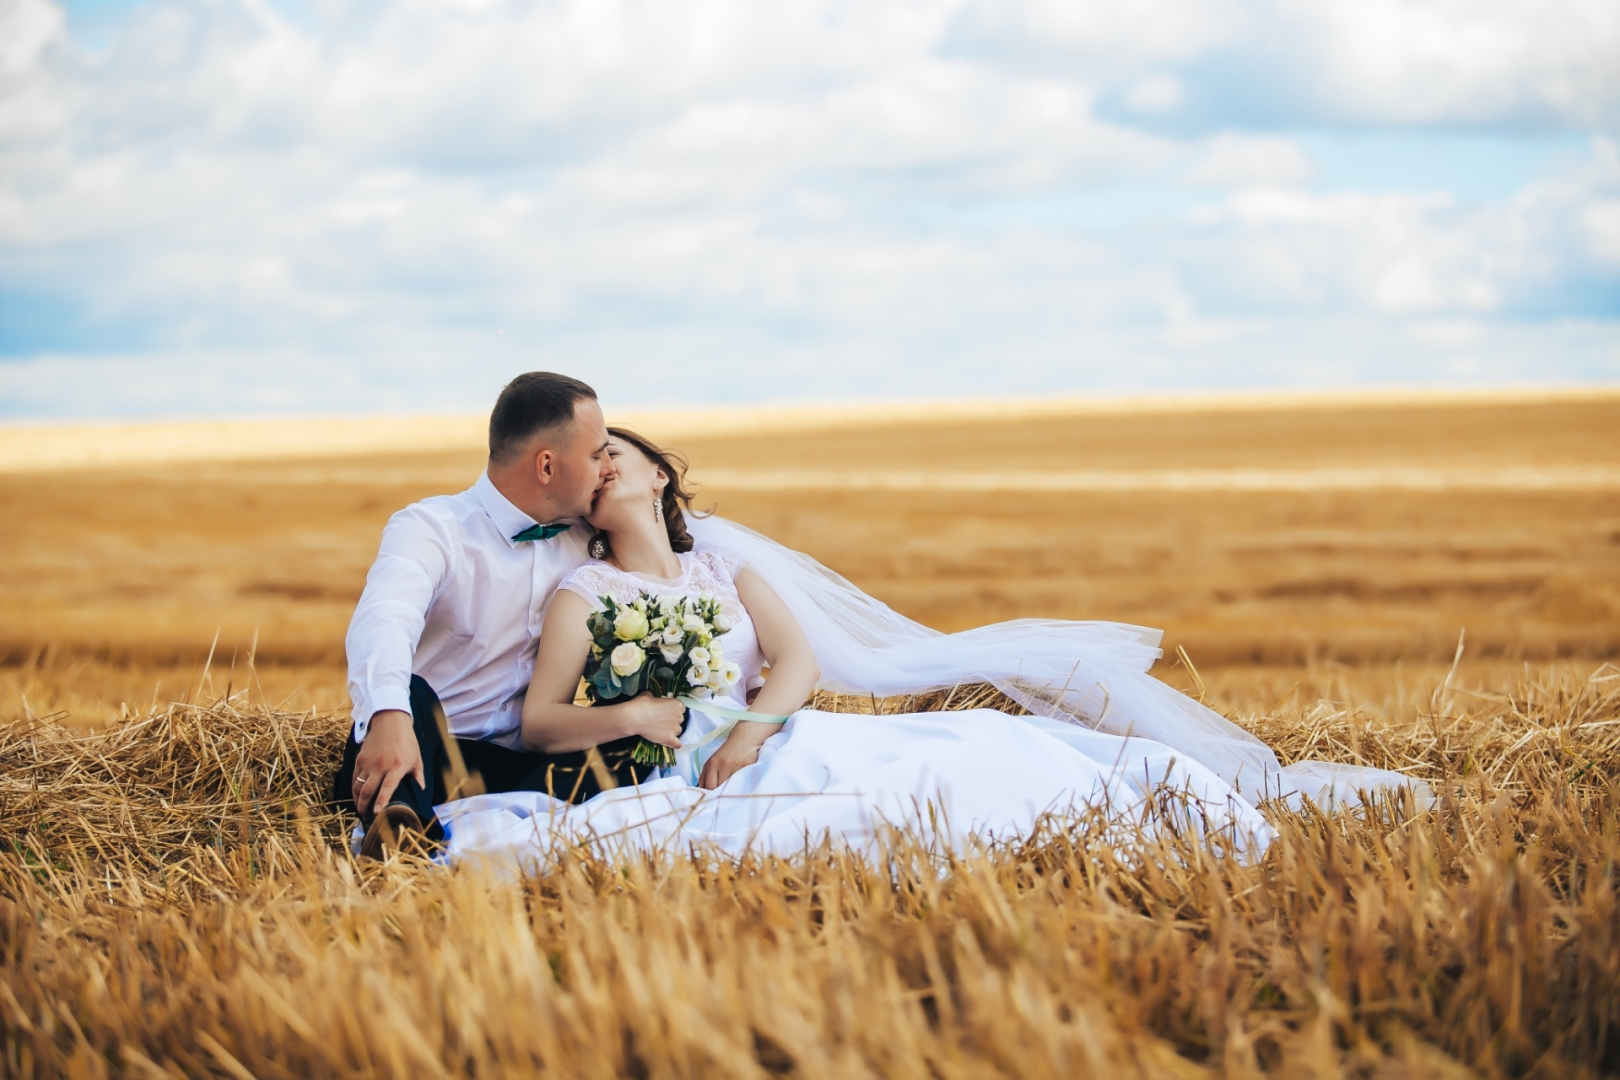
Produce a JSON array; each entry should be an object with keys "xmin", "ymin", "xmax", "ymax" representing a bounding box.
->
[{"xmin": 474, "ymin": 471, "xmax": 547, "ymax": 547}]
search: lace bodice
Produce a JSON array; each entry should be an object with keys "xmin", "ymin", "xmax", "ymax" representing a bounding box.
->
[{"xmin": 558, "ymin": 551, "xmax": 765, "ymax": 700}]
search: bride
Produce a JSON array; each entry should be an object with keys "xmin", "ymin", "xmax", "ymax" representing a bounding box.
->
[{"xmin": 436, "ymin": 429, "xmax": 1423, "ymax": 864}]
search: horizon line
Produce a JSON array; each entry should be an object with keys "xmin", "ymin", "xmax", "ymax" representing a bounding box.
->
[{"xmin": 2, "ymin": 384, "xmax": 1616, "ymax": 475}]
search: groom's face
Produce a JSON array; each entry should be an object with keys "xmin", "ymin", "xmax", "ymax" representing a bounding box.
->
[{"xmin": 550, "ymin": 398, "xmax": 614, "ymax": 517}]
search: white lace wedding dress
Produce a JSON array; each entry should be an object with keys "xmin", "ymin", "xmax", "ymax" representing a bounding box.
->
[{"xmin": 435, "ymin": 545, "xmax": 1317, "ymax": 867}]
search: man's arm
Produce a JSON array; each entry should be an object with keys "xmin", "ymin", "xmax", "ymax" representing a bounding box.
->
[{"xmin": 345, "ymin": 508, "xmax": 451, "ymax": 816}]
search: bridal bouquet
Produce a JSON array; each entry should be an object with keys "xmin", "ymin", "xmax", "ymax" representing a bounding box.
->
[{"xmin": 584, "ymin": 592, "xmax": 743, "ymax": 767}]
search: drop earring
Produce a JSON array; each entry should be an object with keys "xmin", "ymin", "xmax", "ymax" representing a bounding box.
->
[
  {"xmin": 653, "ymin": 495, "xmax": 663, "ymax": 524},
  {"xmin": 588, "ymin": 534, "xmax": 609, "ymax": 560}
]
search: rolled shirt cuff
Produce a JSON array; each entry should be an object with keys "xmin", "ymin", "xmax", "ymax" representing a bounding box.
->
[{"xmin": 352, "ymin": 685, "xmax": 415, "ymax": 742}]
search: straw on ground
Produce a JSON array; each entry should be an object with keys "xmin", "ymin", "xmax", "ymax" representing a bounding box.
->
[{"xmin": 2, "ymin": 664, "xmax": 1617, "ymax": 1078}]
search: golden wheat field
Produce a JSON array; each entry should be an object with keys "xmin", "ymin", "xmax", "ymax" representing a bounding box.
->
[{"xmin": 3, "ymin": 390, "xmax": 1619, "ymax": 1078}]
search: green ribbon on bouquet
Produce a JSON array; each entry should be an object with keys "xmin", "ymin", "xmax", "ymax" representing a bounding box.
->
[{"xmin": 676, "ymin": 696, "xmax": 790, "ymax": 753}]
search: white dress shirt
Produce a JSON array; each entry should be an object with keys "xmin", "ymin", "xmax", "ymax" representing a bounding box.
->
[{"xmin": 345, "ymin": 471, "xmax": 589, "ymax": 749}]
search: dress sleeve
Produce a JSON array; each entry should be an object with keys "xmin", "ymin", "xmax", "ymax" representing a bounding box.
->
[
  {"xmin": 556, "ymin": 562, "xmax": 616, "ymax": 609},
  {"xmin": 700, "ymin": 548, "xmax": 744, "ymax": 583},
  {"xmin": 344, "ymin": 505, "xmax": 454, "ymax": 741}
]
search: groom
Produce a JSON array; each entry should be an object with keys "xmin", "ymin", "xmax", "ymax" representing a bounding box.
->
[{"xmin": 334, "ymin": 371, "xmax": 681, "ymax": 856}]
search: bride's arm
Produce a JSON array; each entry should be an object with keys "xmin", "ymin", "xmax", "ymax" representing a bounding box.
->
[
  {"xmin": 521, "ymin": 590, "xmax": 686, "ymax": 754},
  {"xmin": 699, "ymin": 569, "xmax": 820, "ymax": 789}
]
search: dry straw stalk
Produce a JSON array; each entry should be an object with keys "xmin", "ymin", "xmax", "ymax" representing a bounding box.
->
[{"xmin": 2, "ymin": 666, "xmax": 1618, "ymax": 1077}]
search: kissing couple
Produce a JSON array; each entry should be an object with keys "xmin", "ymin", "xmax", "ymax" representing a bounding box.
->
[{"xmin": 335, "ymin": 372, "xmax": 1422, "ymax": 862}]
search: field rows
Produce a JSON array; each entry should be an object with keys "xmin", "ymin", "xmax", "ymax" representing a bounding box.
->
[{"xmin": 1, "ymin": 394, "xmax": 1618, "ymax": 1075}]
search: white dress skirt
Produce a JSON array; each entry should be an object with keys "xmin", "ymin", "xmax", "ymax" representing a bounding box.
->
[{"xmin": 434, "ymin": 551, "xmax": 1277, "ymax": 869}]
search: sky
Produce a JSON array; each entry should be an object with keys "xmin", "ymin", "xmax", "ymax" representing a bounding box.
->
[{"xmin": 0, "ymin": 0, "xmax": 1617, "ymax": 418}]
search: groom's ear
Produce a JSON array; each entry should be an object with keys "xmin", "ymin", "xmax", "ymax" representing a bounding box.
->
[{"xmin": 533, "ymin": 447, "xmax": 555, "ymax": 485}]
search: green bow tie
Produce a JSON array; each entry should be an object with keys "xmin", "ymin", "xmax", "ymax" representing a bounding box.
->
[{"xmin": 511, "ymin": 522, "xmax": 572, "ymax": 543}]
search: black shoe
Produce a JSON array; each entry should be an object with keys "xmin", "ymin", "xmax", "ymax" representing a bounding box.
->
[{"xmin": 360, "ymin": 803, "xmax": 428, "ymax": 860}]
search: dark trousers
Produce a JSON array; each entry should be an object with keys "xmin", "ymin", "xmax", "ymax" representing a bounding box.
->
[{"xmin": 332, "ymin": 675, "xmax": 657, "ymax": 826}]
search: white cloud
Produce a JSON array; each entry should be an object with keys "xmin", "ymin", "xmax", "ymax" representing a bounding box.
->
[
  {"xmin": 1185, "ymin": 134, "xmax": 1314, "ymax": 187},
  {"xmin": 1584, "ymin": 199, "xmax": 1620, "ymax": 262},
  {"xmin": 1408, "ymin": 319, "xmax": 1488, "ymax": 348},
  {"xmin": 1124, "ymin": 74, "xmax": 1183, "ymax": 114},
  {"xmin": 960, "ymin": 0, "xmax": 1242, "ymax": 69},
  {"xmin": 0, "ymin": 0, "xmax": 60, "ymax": 76},
  {"xmin": 977, "ymin": 0, "xmax": 1620, "ymax": 128},
  {"xmin": 789, "ymin": 188, "xmax": 848, "ymax": 224},
  {"xmin": 0, "ymin": 0, "xmax": 1616, "ymax": 416},
  {"xmin": 1266, "ymin": 0, "xmax": 1620, "ymax": 127}
]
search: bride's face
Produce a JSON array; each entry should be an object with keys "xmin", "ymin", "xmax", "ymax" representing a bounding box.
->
[{"xmin": 586, "ymin": 437, "xmax": 666, "ymax": 531}]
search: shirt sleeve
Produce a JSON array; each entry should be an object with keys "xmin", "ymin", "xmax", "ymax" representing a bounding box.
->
[{"xmin": 344, "ymin": 506, "xmax": 454, "ymax": 741}]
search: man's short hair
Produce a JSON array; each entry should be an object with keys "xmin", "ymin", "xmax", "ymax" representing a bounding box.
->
[{"xmin": 488, "ymin": 372, "xmax": 598, "ymax": 464}]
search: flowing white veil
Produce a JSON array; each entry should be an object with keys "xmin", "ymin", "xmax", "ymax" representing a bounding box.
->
[{"xmin": 689, "ymin": 513, "xmax": 1428, "ymax": 809}]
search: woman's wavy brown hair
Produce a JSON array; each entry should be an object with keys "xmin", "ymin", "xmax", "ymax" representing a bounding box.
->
[{"xmin": 594, "ymin": 427, "xmax": 706, "ymax": 558}]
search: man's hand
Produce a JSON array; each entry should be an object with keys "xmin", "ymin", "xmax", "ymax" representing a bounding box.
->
[
  {"xmin": 352, "ymin": 709, "xmax": 424, "ymax": 818},
  {"xmin": 620, "ymin": 694, "xmax": 686, "ymax": 748}
]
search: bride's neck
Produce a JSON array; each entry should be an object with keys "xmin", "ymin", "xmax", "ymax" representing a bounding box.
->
[{"xmin": 606, "ymin": 519, "xmax": 682, "ymax": 578}]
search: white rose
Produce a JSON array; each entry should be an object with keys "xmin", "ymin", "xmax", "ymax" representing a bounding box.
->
[
  {"xmin": 662, "ymin": 623, "xmax": 682, "ymax": 644},
  {"xmin": 720, "ymin": 661, "xmax": 742, "ymax": 687},
  {"xmin": 613, "ymin": 608, "xmax": 650, "ymax": 642},
  {"xmin": 609, "ymin": 642, "xmax": 645, "ymax": 677},
  {"xmin": 659, "ymin": 642, "xmax": 683, "ymax": 664},
  {"xmin": 713, "ymin": 613, "xmax": 734, "ymax": 633},
  {"xmin": 685, "ymin": 663, "xmax": 709, "ymax": 686},
  {"xmin": 688, "ymin": 646, "xmax": 711, "ymax": 667}
]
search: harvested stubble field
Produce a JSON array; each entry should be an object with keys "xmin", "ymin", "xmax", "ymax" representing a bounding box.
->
[{"xmin": 2, "ymin": 390, "xmax": 1619, "ymax": 1078}]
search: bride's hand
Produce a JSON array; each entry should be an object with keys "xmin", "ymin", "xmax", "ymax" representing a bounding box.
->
[
  {"xmin": 699, "ymin": 722, "xmax": 774, "ymax": 790},
  {"xmin": 621, "ymin": 693, "xmax": 686, "ymax": 748},
  {"xmin": 699, "ymin": 743, "xmax": 757, "ymax": 790}
]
